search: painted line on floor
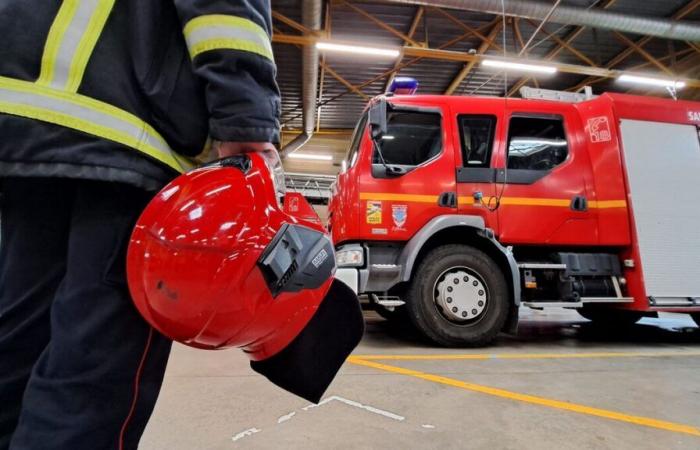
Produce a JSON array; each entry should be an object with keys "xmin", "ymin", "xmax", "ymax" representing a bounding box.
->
[
  {"xmin": 303, "ymin": 395, "xmax": 405, "ymax": 421},
  {"xmin": 352, "ymin": 350, "xmax": 700, "ymax": 361},
  {"xmin": 347, "ymin": 356, "xmax": 700, "ymax": 437},
  {"xmin": 231, "ymin": 427, "xmax": 261, "ymax": 442}
]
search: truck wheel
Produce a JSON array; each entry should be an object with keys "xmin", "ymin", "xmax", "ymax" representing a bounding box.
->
[
  {"xmin": 577, "ymin": 307, "xmax": 644, "ymax": 327},
  {"xmin": 405, "ymin": 244, "xmax": 509, "ymax": 347}
]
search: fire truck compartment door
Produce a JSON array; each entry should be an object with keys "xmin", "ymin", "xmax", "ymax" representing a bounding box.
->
[{"xmin": 619, "ymin": 119, "xmax": 700, "ymax": 299}]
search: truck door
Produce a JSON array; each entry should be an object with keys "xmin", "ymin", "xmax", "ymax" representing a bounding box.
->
[
  {"xmin": 358, "ymin": 105, "xmax": 457, "ymax": 240},
  {"xmin": 496, "ymin": 111, "xmax": 598, "ymax": 245},
  {"xmin": 454, "ymin": 108, "xmax": 504, "ymax": 233},
  {"xmin": 330, "ymin": 113, "xmax": 367, "ymax": 243}
]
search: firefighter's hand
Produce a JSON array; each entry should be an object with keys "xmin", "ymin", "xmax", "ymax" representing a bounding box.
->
[{"xmin": 216, "ymin": 141, "xmax": 277, "ymax": 158}]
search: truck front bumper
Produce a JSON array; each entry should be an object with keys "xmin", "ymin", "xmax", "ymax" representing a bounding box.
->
[{"xmin": 335, "ymin": 268, "xmax": 359, "ymax": 294}]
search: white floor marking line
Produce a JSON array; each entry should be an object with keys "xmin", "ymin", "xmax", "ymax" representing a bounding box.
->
[
  {"xmin": 232, "ymin": 395, "xmax": 410, "ymax": 443},
  {"xmin": 231, "ymin": 428, "xmax": 261, "ymax": 442},
  {"xmin": 277, "ymin": 411, "xmax": 296, "ymax": 424},
  {"xmin": 421, "ymin": 424, "xmax": 436, "ymax": 429},
  {"xmin": 304, "ymin": 395, "xmax": 405, "ymax": 421}
]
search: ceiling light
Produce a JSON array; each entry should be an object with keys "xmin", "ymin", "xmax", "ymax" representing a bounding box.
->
[
  {"xmin": 618, "ymin": 74, "xmax": 686, "ymax": 89},
  {"xmin": 288, "ymin": 153, "xmax": 333, "ymax": 161},
  {"xmin": 482, "ymin": 59, "xmax": 557, "ymax": 74},
  {"xmin": 316, "ymin": 42, "xmax": 400, "ymax": 58}
]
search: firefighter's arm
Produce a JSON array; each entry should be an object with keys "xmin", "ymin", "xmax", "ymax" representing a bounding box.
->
[{"xmin": 173, "ymin": 0, "xmax": 281, "ymax": 145}]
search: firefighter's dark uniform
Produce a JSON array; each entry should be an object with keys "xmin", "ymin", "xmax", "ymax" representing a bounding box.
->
[{"xmin": 0, "ymin": 1, "xmax": 280, "ymax": 448}]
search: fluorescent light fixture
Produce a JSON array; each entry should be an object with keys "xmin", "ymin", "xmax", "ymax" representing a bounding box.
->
[
  {"xmin": 288, "ymin": 153, "xmax": 333, "ymax": 161},
  {"xmin": 618, "ymin": 74, "xmax": 685, "ymax": 89},
  {"xmin": 381, "ymin": 135, "xmax": 395, "ymax": 140},
  {"xmin": 482, "ymin": 59, "xmax": 557, "ymax": 74},
  {"xmin": 316, "ymin": 41, "xmax": 400, "ymax": 58}
]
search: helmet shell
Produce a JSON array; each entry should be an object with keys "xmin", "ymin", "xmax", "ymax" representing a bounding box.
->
[{"xmin": 127, "ymin": 154, "xmax": 333, "ymax": 360}]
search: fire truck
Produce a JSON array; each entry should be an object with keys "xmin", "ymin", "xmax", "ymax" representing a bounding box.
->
[{"xmin": 329, "ymin": 83, "xmax": 700, "ymax": 346}]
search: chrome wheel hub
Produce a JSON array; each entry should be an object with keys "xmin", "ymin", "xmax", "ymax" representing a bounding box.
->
[{"xmin": 434, "ymin": 268, "xmax": 488, "ymax": 322}]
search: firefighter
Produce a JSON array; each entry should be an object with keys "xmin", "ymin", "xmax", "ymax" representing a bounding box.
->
[{"xmin": 0, "ymin": 1, "xmax": 282, "ymax": 448}]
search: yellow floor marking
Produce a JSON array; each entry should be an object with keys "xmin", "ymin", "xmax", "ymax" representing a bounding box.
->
[
  {"xmin": 352, "ymin": 351, "xmax": 700, "ymax": 361},
  {"xmin": 347, "ymin": 357, "xmax": 700, "ymax": 437}
]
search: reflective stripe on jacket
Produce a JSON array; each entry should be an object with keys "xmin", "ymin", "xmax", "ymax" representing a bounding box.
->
[{"xmin": 0, "ymin": 0, "xmax": 281, "ymax": 190}]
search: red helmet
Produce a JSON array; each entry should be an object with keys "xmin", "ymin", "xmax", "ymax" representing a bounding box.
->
[{"xmin": 127, "ymin": 152, "xmax": 363, "ymax": 402}]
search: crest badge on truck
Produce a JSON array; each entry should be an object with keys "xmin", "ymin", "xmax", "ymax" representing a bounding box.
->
[{"xmin": 392, "ymin": 204, "xmax": 407, "ymax": 229}]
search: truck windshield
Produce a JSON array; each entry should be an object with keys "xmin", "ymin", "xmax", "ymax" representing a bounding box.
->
[
  {"xmin": 372, "ymin": 111, "xmax": 442, "ymax": 166},
  {"xmin": 344, "ymin": 113, "xmax": 368, "ymax": 171}
]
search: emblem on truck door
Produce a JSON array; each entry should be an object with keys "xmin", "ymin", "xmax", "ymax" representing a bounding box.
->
[
  {"xmin": 366, "ymin": 201, "xmax": 382, "ymax": 224},
  {"xmin": 392, "ymin": 204, "xmax": 407, "ymax": 229},
  {"xmin": 587, "ymin": 116, "xmax": 611, "ymax": 143}
]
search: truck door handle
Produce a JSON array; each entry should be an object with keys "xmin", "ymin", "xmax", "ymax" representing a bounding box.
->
[
  {"xmin": 438, "ymin": 192, "xmax": 457, "ymax": 208},
  {"xmin": 570, "ymin": 195, "xmax": 588, "ymax": 212}
]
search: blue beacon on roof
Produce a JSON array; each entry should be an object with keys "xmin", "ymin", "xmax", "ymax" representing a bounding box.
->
[{"xmin": 388, "ymin": 77, "xmax": 419, "ymax": 95}]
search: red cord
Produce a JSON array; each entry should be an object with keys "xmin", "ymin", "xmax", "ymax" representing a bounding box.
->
[{"xmin": 118, "ymin": 327, "xmax": 154, "ymax": 450}]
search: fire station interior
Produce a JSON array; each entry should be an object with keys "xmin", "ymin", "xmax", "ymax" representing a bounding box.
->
[{"xmin": 141, "ymin": 1, "xmax": 700, "ymax": 448}]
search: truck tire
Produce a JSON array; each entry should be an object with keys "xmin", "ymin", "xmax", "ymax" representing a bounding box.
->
[
  {"xmin": 405, "ymin": 244, "xmax": 509, "ymax": 347},
  {"xmin": 577, "ymin": 307, "xmax": 644, "ymax": 327}
]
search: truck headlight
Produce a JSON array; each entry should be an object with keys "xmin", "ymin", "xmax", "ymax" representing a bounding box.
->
[{"xmin": 336, "ymin": 247, "xmax": 364, "ymax": 267}]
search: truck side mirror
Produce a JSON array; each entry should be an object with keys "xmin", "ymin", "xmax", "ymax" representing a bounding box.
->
[{"xmin": 368, "ymin": 98, "xmax": 387, "ymax": 139}]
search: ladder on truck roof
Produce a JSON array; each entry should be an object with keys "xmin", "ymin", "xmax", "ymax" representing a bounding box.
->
[
  {"xmin": 519, "ymin": 86, "xmax": 596, "ymax": 103},
  {"xmin": 285, "ymin": 172, "xmax": 336, "ymax": 205}
]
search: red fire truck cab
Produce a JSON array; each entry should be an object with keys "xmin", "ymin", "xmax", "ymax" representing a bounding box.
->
[{"xmin": 329, "ymin": 87, "xmax": 700, "ymax": 346}]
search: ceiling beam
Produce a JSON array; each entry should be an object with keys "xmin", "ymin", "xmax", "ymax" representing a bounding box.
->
[
  {"xmin": 508, "ymin": 0, "xmax": 618, "ymax": 96},
  {"xmin": 526, "ymin": 19, "xmax": 597, "ymax": 67},
  {"xmin": 280, "ymin": 26, "xmax": 493, "ymax": 125},
  {"xmin": 685, "ymin": 40, "xmax": 700, "ymax": 56},
  {"xmin": 612, "ymin": 31, "xmax": 674, "ymax": 76},
  {"xmin": 272, "ymin": 11, "xmax": 317, "ymax": 36},
  {"xmin": 568, "ymin": 0, "xmax": 700, "ymax": 92},
  {"xmin": 320, "ymin": 61, "xmax": 370, "ymax": 100},
  {"xmin": 272, "ymin": 33, "xmax": 700, "ymax": 88},
  {"xmin": 444, "ymin": 19, "xmax": 502, "ymax": 94},
  {"xmin": 341, "ymin": 1, "xmax": 421, "ymax": 47},
  {"xmin": 385, "ymin": 6, "xmax": 425, "ymax": 91},
  {"xmin": 431, "ymin": 7, "xmax": 503, "ymax": 52}
]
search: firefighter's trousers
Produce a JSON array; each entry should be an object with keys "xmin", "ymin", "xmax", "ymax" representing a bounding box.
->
[{"xmin": 0, "ymin": 177, "xmax": 172, "ymax": 450}]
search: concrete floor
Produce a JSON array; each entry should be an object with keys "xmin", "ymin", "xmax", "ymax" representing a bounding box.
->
[{"xmin": 141, "ymin": 309, "xmax": 700, "ymax": 449}]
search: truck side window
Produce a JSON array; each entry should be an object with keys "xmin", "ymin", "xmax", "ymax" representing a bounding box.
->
[
  {"xmin": 507, "ymin": 116, "xmax": 568, "ymax": 171},
  {"xmin": 345, "ymin": 113, "xmax": 368, "ymax": 171},
  {"xmin": 372, "ymin": 111, "xmax": 442, "ymax": 167},
  {"xmin": 459, "ymin": 115, "xmax": 496, "ymax": 167}
]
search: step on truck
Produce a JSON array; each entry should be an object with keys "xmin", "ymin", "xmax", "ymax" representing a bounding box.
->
[{"xmin": 329, "ymin": 84, "xmax": 700, "ymax": 346}]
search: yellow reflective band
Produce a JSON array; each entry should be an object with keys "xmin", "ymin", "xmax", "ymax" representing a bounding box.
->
[
  {"xmin": 459, "ymin": 196, "xmax": 628, "ymax": 209},
  {"xmin": 589, "ymin": 200, "xmax": 628, "ymax": 209},
  {"xmin": 361, "ymin": 193, "xmax": 628, "ymax": 209},
  {"xmin": 0, "ymin": 76, "xmax": 194, "ymax": 173},
  {"xmin": 37, "ymin": 0, "xmax": 116, "ymax": 92},
  {"xmin": 359, "ymin": 192, "xmax": 439, "ymax": 203},
  {"xmin": 66, "ymin": 0, "xmax": 115, "ymax": 92},
  {"xmin": 37, "ymin": 0, "xmax": 81, "ymax": 85},
  {"xmin": 183, "ymin": 14, "xmax": 274, "ymax": 61}
]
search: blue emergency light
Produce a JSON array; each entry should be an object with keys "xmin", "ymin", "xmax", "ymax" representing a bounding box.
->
[{"xmin": 389, "ymin": 77, "xmax": 419, "ymax": 95}]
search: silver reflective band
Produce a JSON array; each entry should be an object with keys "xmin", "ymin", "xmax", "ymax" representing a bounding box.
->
[
  {"xmin": 183, "ymin": 15, "xmax": 274, "ymax": 61},
  {"xmin": 0, "ymin": 76, "xmax": 192, "ymax": 173},
  {"xmin": 38, "ymin": 0, "xmax": 116, "ymax": 92}
]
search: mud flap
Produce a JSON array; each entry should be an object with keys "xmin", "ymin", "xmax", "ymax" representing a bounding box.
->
[
  {"xmin": 503, "ymin": 303, "xmax": 519, "ymax": 335},
  {"xmin": 250, "ymin": 279, "xmax": 365, "ymax": 403}
]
